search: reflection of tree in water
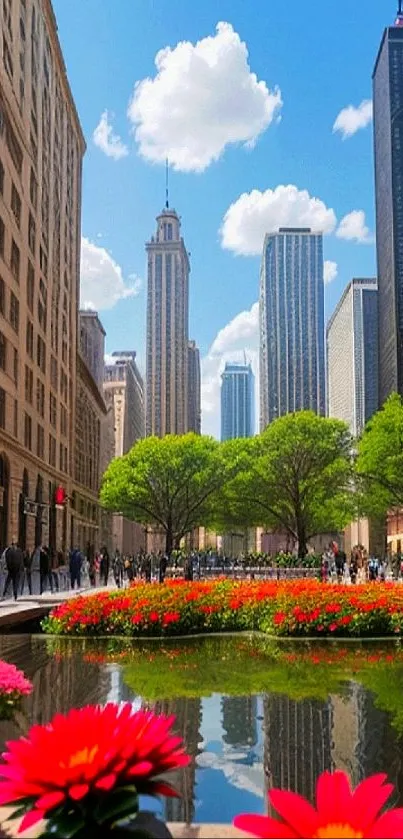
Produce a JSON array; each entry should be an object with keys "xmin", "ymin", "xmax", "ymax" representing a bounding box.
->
[
  {"xmin": 221, "ymin": 696, "xmax": 257, "ymax": 749},
  {"xmin": 150, "ymin": 698, "xmax": 202, "ymax": 824},
  {"xmin": 356, "ymin": 688, "xmax": 403, "ymax": 805},
  {"xmin": 0, "ymin": 636, "xmax": 111, "ymax": 750}
]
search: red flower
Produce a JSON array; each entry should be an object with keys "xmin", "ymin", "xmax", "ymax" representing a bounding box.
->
[
  {"xmin": 0, "ymin": 703, "xmax": 189, "ymax": 834},
  {"xmin": 234, "ymin": 771, "xmax": 403, "ymax": 838},
  {"xmin": 163, "ymin": 612, "xmax": 180, "ymax": 626},
  {"xmin": 131, "ymin": 613, "xmax": 143, "ymax": 625},
  {"xmin": 274, "ymin": 611, "xmax": 286, "ymax": 626},
  {"xmin": 149, "ymin": 611, "xmax": 159, "ymax": 622}
]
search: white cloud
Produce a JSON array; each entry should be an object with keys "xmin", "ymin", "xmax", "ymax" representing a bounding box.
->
[
  {"xmin": 336, "ymin": 210, "xmax": 374, "ymax": 244},
  {"xmin": 80, "ymin": 238, "xmax": 142, "ymax": 311},
  {"xmin": 221, "ymin": 185, "xmax": 337, "ymax": 256},
  {"xmin": 128, "ymin": 21, "xmax": 282, "ymax": 172},
  {"xmin": 333, "ymin": 99, "xmax": 373, "ymax": 139},
  {"xmin": 93, "ymin": 111, "xmax": 129, "ymax": 160},
  {"xmin": 324, "ymin": 260, "xmax": 338, "ymax": 285},
  {"xmin": 201, "ymin": 302, "xmax": 259, "ymax": 438}
]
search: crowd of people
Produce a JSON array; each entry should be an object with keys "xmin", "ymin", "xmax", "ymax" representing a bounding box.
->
[{"xmin": 320, "ymin": 543, "xmax": 390, "ymax": 584}]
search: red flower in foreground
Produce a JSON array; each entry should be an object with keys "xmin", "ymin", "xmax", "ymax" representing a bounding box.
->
[
  {"xmin": 0, "ymin": 703, "xmax": 190, "ymax": 834},
  {"xmin": 234, "ymin": 771, "xmax": 403, "ymax": 838}
]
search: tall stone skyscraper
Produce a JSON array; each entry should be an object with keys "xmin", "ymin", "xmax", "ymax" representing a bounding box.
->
[
  {"xmin": 373, "ymin": 7, "xmax": 403, "ymax": 404},
  {"xmin": 327, "ymin": 279, "xmax": 378, "ymax": 436},
  {"xmin": 259, "ymin": 228, "xmax": 325, "ymax": 429},
  {"xmin": 188, "ymin": 339, "xmax": 201, "ymax": 434},
  {"xmin": 221, "ymin": 361, "xmax": 254, "ymax": 441},
  {"xmin": 146, "ymin": 206, "xmax": 190, "ymax": 436}
]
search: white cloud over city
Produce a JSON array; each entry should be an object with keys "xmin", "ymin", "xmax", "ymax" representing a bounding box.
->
[
  {"xmin": 201, "ymin": 302, "xmax": 259, "ymax": 438},
  {"xmin": 333, "ymin": 99, "xmax": 373, "ymax": 139},
  {"xmin": 128, "ymin": 22, "xmax": 282, "ymax": 172},
  {"xmin": 324, "ymin": 260, "xmax": 338, "ymax": 285},
  {"xmin": 80, "ymin": 237, "xmax": 142, "ymax": 311},
  {"xmin": 336, "ymin": 210, "xmax": 374, "ymax": 244},
  {"xmin": 221, "ymin": 185, "xmax": 337, "ymax": 256},
  {"xmin": 93, "ymin": 111, "xmax": 129, "ymax": 160}
]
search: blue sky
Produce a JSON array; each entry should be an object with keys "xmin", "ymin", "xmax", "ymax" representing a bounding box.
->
[{"xmin": 52, "ymin": 0, "xmax": 391, "ymax": 436}]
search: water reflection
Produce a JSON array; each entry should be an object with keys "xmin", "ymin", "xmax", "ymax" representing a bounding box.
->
[{"xmin": 0, "ymin": 635, "xmax": 402, "ymax": 824}]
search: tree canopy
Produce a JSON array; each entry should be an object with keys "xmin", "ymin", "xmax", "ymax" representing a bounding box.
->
[
  {"xmin": 219, "ymin": 412, "xmax": 355, "ymax": 557},
  {"xmin": 357, "ymin": 393, "xmax": 403, "ymax": 517},
  {"xmin": 100, "ymin": 433, "xmax": 234, "ymax": 554}
]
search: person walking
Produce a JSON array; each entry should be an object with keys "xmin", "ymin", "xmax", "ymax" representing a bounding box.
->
[
  {"xmin": 113, "ymin": 552, "xmax": 124, "ymax": 588},
  {"xmin": 100, "ymin": 547, "xmax": 110, "ymax": 586},
  {"xmin": 20, "ymin": 548, "xmax": 33, "ymax": 595},
  {"xmin": 159, "ymin": 553, "xmax": 168, "ymax": 583},
  {"xmin": 69, "ymin": 547, "xmax": 83, "ymax": 590},
  {"xmin": 2, "ymin": 540, "xmax": 24, "ymax": 601},
  {"xmin": 39, "ymin": 545, "xmax": 53, "ymax": 594}
]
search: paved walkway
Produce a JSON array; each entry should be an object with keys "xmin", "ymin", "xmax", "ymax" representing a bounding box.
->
[{"xmin": 0, "ymin": 585, "xmax": 111, "ymax": 628}]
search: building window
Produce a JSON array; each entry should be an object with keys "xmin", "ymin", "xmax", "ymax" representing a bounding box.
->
[
  {"xmin": 0, "ymin": 217, "xmax": 4, "ymax": 258},
  {"xmin": 39, "ymin": 245, "xmax": 47, "ymax": 277},
  {"xmin": 50, "ymin": 356, "xmax": 58, "ymax": 391},
  {"xmin": 10, "ymin": 292, "xmax": 19, "ymax": 332},
  {"xmin": 60, "ymin": 403, "xmax": 67, "ymax": 436},
  {"xmin": 37, "ymin": 424, "xmax": 44, "ymax": 459},
  {"xmin": 0, "ymin": 332, "xmax": 6, "ymax": 371},
  {"xmin": 49, "ymin": 434, "xmax": 56, "ymax": 467},
  {"xmin": 13, "ymin": 347, "xmax": 18, "ymax": 383},
  {"xmin": 24, "ymin": 365, "xmax": 33, "ymax": 403},
  {"xmin": 28, "ymin": 212, "xmax": 36, "ymax": 255},
  {"xmin": 26, "ymin": 261, "xmax": 34, "ymax": 312},
  {"xmin": 49, "ymin": 393, "xmax": 56, "ymax": 428},
  {"xmin": 0, "ymin": 388, "xmax": 5, "ymax": 430},
  {"xmin": 36, "ymin": 378, "xmax": 44, "ymax": 417},
  {"xmin": 3, "ymin": 36, "xmax": 13, "ymax": 80},
  {"xmin": 13, "ymin": 398, "xmax": 18, "ymax": 438},
  {"xmin": 11, "ymin": 184, "xmax": 21, "ymax": 228},
  {"xmin": 0, "ymin": 161, "xmax": 4, "ymax": 196},
  {"xmin": 29, "ymin": 167, "xmax": 37, "ymax": 209},
  {"xmin": 26, "ymin": 319, "xmax": 33, "ymax": 359},
  {"xmin": 24, "ymin": 412, "xmax": 32, "ymax": 451},
  {"xmin": 37, "ymin": 335, "xmax": 46, "ymax": 373},
  {"xmin": 38, "ymin": 297, "xmax": 46, "ymax": 331},
  {"xmin": 0, "ymin": 276, "xmax": 5, "ymax": 315},
  {"xmin": 10, "ymin": 240, "xmax": 20, "ymax": 282}
]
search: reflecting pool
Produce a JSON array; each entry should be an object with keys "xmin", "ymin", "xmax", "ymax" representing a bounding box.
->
[{"xmin": 1, "ymin": 634, "xmax": 403, "ymax": 824}]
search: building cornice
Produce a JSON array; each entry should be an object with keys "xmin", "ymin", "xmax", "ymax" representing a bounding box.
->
[{"xmin": 77, "ymin": 353, "xmax": 107, "ymax": 415}]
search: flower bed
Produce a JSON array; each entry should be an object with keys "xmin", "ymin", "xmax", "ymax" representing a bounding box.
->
[
  {"xmin": 0, "ymin": 660, "xmax": 32, "ymax": 719},
  {"xmin": 43, "ymin": 578, "xmax": 403, "ymax": 639}
]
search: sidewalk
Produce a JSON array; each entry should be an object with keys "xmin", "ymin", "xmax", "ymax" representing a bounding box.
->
[{"xmin": 0, "ymin": 585, "xmax": 112, "ymax": 628}]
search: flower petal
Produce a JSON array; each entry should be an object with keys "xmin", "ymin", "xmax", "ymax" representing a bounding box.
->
[
  {"xmin": 35, "ymin": 791, "xmax": 65, "ymax": 811},
  {"xmin": 316, "ymin": 771, "xmax": 352, "ymax": 823},
  {"xmin": 270, "ymin": 789, "xmax": 319, "ymax": 835},
  {"xmin": 95, "ymin": 773, "xmax": 116, "ymax": 791},
  {"xmin": 350, "ymin": 774, "xmax": 393, "ymax": 831},
  {"xmin": 126, "ymin": 761, "xmax": 153, "ymax": 777},
  {"xmin": 69, "ymin": 783, "xmax": 89, "ymax": 801},
  {"xmin": 234, "ymin": 814, "xmax": 298, "ymax": 838},
  {"xmin": 18, "ymin": 808, "xmax": 44, "ymax": 834},
  {"xmin": 367, "ymin": 808, "xmax": 403, "ymax": 838}
]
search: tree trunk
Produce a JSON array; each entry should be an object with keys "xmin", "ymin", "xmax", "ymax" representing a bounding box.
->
[
  {"xmin": 165, "ymin": 528, "xmax": 173, "ymax": 557},
  {"xmin": 297, "ymin": 520, "xmax": 308, "ymax": 559}
]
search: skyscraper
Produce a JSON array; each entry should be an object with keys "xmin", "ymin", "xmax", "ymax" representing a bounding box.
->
[
  {"xmin": 188, "ymin": 339, "xmax": 201, "ymax": 434},
  {"xmin": 221, "ymin": 361, "xmax": 254, "ymax": 441},
  {"xmin": 103, "ymin": 352, "xmax": 145, "ymax": 554},
  {"xmin": 146, "ymin": 206, "xmax": 190, "ymax": 436},
  {"xmin": 327, "ymin": 279, "xmax": 378, "ymax": 437},
  {"xmin": 373, "ymin": 7, "xmax": 403, "ymax": 404},
  {"xmin": 0, "ymin": 0, "xmax": 85, "ymax": 552},
  {"xmin": 259, "ymin": 228, "xmax": 325, "ymax": 429}
]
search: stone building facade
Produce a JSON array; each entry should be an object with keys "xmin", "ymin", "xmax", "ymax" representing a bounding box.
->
[{"xmin": 0, "ymin": 0, "xmax": 85, "ymax": 553}]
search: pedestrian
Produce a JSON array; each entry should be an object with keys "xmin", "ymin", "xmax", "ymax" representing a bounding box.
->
[
  {"xmin": 100, "ymin": 547, "xmax": 110, "ymax": 586},
  {"xmin": 350, "ymin": 556, "xmax": 358, "ymax": 584},
  {"xmin": 184, "ymin": 555, "xmax": 193, "ymax": 582},
  {"xmin": 142, "ymin": 554, "xmax": 152, "ymax": 583},
  {"xmin": 39, "ymin": 545, "xmax": 53, "ymax": 594},
  {"xmin": 69, "ymin": 547, "xmax": 83, "ymax": 589},
  {"xmin": 2, "ymin": 540, "xmax": 24, "ymax": 601},
  {"xmin": 335, "ymin": 550, "xmax": 346, "ymax": 584},
  {"xmin": 113, "ymin": 553, "xmax": 123, "ymax": 588},
  {"xmin": 20, "ymin": 548, "xmax": 33, "ymax": 595},
  {"xmin": 159, "ymin": 553, "xmax": 168, "ymax": 583}
]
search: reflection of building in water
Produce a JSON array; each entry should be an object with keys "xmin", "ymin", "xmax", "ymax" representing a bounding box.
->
[
  {"xmin": 355, "ymin": 688, "xmax": 403, "ymax": 801},
  {"xmin": 330, "ymin": 686, "xmax": 360, "ymax": 781},
  {"xmin": 152, "ymin": 698, "xmax": 202, "ymax": 823},
  {"xmin": 221, "ymin": 696, "xmax": 257, "ymax": 748},
  {"xmin": 263, "ymin": 696, "xmax": 332, "ymax": 808},
  {"xmin": 0, "ymin": 637, "xmax": 111, "ymax": 749}
]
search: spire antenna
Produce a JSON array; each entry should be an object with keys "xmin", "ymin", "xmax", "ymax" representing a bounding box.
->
[
  {"xmin": 400, "ymin": 0, "xmax": 403, "ymax": 13},
  {"xmin": 165, "ymin": 158, "xmax": 169, "ymax": 209}
]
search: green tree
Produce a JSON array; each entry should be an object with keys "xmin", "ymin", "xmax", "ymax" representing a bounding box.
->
[
  {"xmin": 357, "ymin": 393, "xmax": 403, "ymax": 517},
  {"xmin": 100, "ymin": 433, "xmax": 233, "ymax": 554},
  {"xmin": 220, "ymin": 412, "xmax": 354, "ymax": 557}
]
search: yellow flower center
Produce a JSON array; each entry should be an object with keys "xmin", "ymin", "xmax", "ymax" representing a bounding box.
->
[
  {"xmin": 315, "ymin": 826, "xmax": 363, "ymax": 839},
  {"xmin": 67, "ymin": 745, "xmax": 99, "ymax": 769}
]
